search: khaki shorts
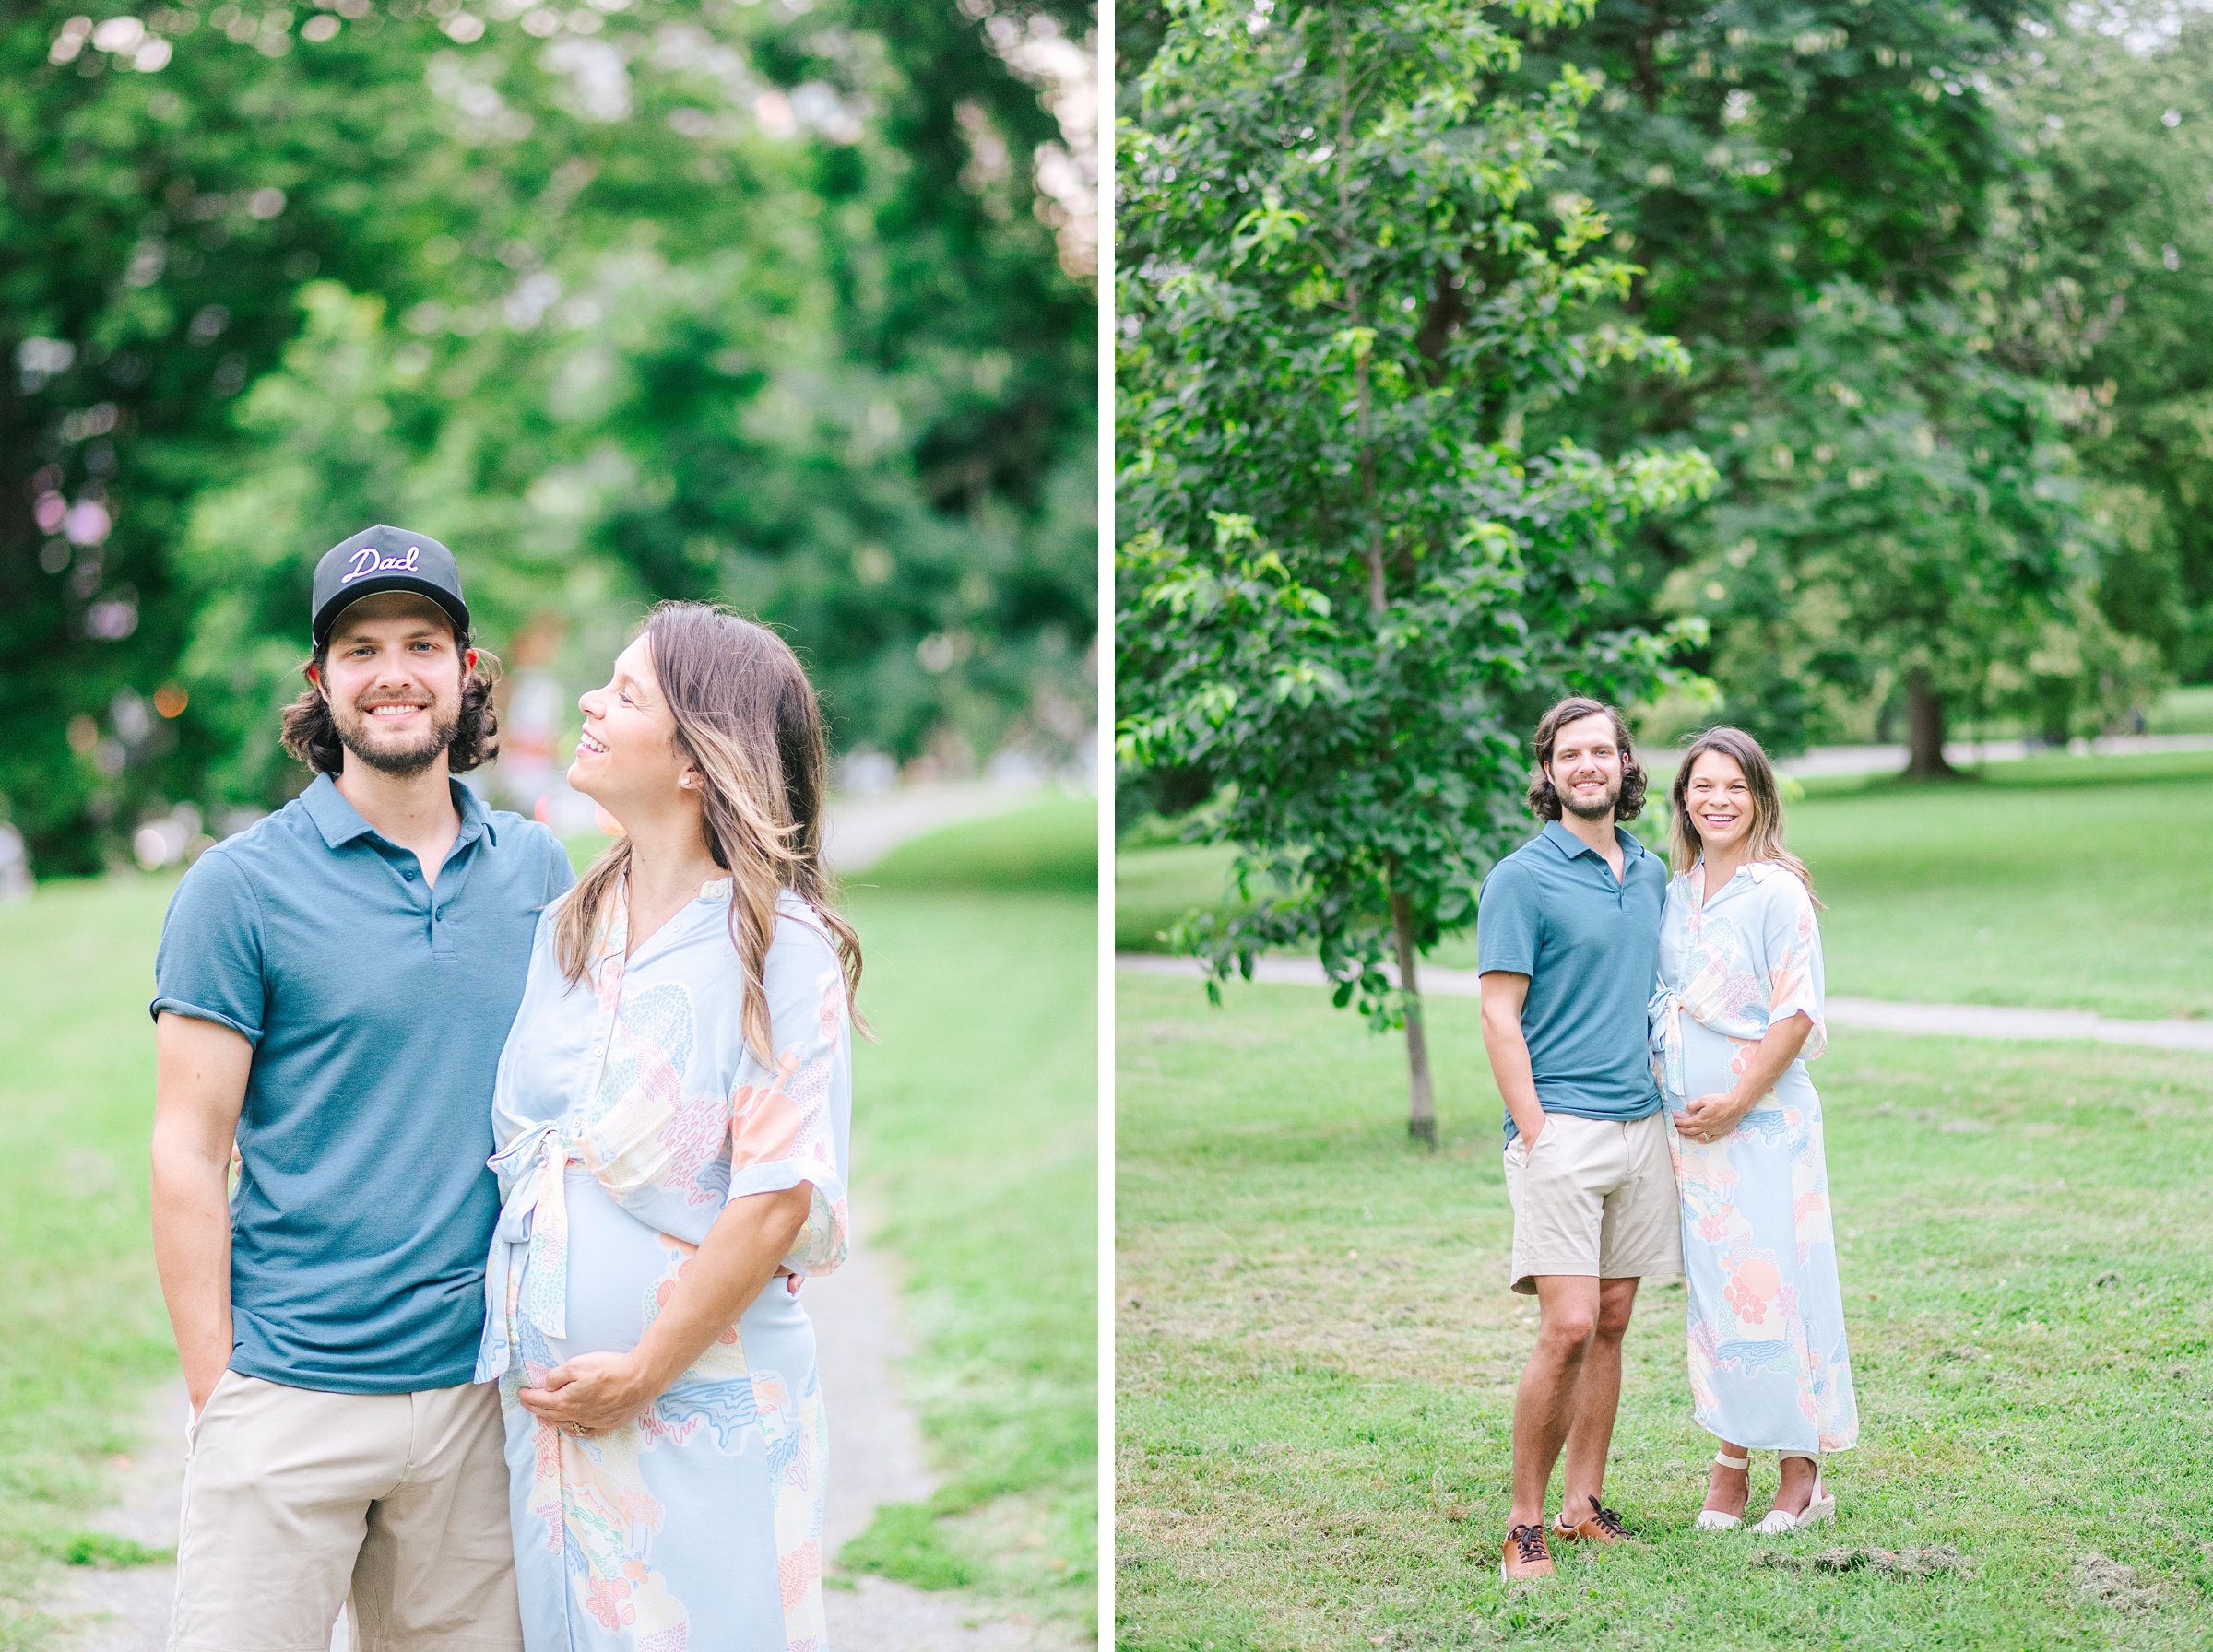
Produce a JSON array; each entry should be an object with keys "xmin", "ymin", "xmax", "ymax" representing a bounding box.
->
[
  {"xmin": 1502, "ymin": 1111, "xmax": 1681, "ymax": 1295},
  {"xmin": 172, "ymin": 1372, "xmax": 521, "ymax": 1652}
]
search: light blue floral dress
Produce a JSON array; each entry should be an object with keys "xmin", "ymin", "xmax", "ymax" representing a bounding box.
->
[
  {"xmin": 1649, "ymin": 861, "xmax": 1858, "ymax": 1455},
  {"xmin": 476, "ymin": 879, "xmax": 851, "ymax": 1650}
]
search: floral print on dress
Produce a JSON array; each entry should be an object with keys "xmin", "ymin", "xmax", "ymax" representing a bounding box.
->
[
  {"xmin": 1649, "ymin": 861, "xmax": 1858, "ymax": 1456},
  {"xmin": 479, "ymin": 881, "xmax": 851, "ymax": 1651}
]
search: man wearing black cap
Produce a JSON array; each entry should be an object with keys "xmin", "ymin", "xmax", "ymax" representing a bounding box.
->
[{"xmin": 148, "ymin": 526, "xmax": 574, "ymax": 1646}]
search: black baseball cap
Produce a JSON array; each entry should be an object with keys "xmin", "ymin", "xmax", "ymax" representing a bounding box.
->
[{"xmin": 311, "ymin": 525, "xmax": 471, "ymax": 648}]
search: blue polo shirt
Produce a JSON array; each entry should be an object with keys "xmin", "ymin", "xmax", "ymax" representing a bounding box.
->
[
  {"xmin": 151, "ymin": 773, "xmax": 574, "ymax": 1394},
  {"xmin": 1476, "ymin": 820, "xmax": 1666, "ymax": 1143}
]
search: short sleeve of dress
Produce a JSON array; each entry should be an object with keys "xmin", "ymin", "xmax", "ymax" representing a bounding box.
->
[
  {"xmin": 1476, "ymin": 860, "xmax": 1540, "ymax": 976},
  {"xmin": 1759, "ymin": 869, "xmax": 1827, "ymax": 1062},
  {"xmin": 149, "ymin": 848, "xmax": 267, "ymax": 1045},
  {"xmin": 727, "ymin": 909, "xmax": 850, "ymax": 1277}
]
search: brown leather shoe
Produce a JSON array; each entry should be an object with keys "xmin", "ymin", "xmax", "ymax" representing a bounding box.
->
[
  {"xmin": 1500, "ymin": 1522, "xmax": 1556, "ymax": 1580},
  {"xmin": 1553, "ymin": 1500, "xmax": 1633, "ymax": 1546}
]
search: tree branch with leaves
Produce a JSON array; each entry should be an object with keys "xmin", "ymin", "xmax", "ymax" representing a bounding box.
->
[{"xmin": 1117, "ymin": 0, "xmax": 1714, "ymax": 1142}]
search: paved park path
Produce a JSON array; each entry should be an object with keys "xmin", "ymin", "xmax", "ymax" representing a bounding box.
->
[
  {"xmin": 1116, "ymin": 952, "xmax": 2213, "ymax": 1054},
  {"xmin": 1764, "ymin": 730, "xmax": 2213, "ymax": 780},
  {"xmin": 821, "ymin": 778, "xmax": 1055, "ymax": 873},
  {"xmin": 50, "ymin": 782, "xmax": 1086, "ymax": 1652}
]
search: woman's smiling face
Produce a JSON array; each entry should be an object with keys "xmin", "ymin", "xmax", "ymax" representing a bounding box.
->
[
  {"xmin": 569, "ymin": 635, "xmax": 692, "ymax": 808},
  {"xmin": 1684, "ymin": 749, "xmax": 1753, "ymax": 856}
]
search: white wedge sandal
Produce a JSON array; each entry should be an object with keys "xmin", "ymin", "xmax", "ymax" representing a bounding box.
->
[
  {"xmin": 1752, "ymin": 1451, "xmax": 1835, "ymax": 1534},
  {"xmin": 1695, "ymin": 1450, "xmax": 1750, "ymax": 1531}
]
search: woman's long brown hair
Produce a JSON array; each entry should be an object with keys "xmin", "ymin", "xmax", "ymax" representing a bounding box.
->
[
  {"xmin": 551, "ymin": 602, "xmax": 864, "ymax": 1060},
  {"xmin": 1668, "ymin": 725, "xmax": 1822, "ymax": 905}
]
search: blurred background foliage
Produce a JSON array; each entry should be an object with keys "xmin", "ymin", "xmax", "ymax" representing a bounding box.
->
[
  {"xmin": 1118, "ymin": 0, "xmax": 2213, "ymax": 792},
  {"xmin": 6, "ymin": 0, "xmax": 1096, "ymax": 875}
]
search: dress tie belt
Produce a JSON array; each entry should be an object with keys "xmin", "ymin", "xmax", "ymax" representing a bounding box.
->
[
  {"xmin": 1649, "ymin": 985, "xmax": 1687, "ymax": 1102},
  {"xmin": 474, "ymin": 1121, "xmax": 578, "ymax": 1383}
]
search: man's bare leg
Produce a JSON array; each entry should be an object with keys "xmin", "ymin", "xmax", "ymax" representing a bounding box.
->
[
  {"xmin": 1556, "ymin": 1276, "xmax": 1639, "ymax": 1525},
  {"xmin": 1507, "ymin": 1275, "xmax": 1600, "ymax": 1530}
]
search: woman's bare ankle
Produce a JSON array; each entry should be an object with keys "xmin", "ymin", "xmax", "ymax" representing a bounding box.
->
[
  {"xmin": 1703, "ymin": 1460, "xmax": 1749, "ymax": 1516},
  {"xmin": 1771, "ymin": 1457, "xmax": 1817, "ymax": 1516}
]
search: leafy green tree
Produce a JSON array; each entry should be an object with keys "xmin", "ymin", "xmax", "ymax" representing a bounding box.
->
[
  {"xmin": 1997, "ymin": 8, "xmax": 2213, "ymax": 685},
  {"xmin": 1117, "ymin": 0, "xmax": 1713, "ymax": 1140},
  {"xmin": 1505, "ymin": 0, "xmax": 2089, "ymax": 765},
  {"xmin": 4, "ymin": 0, "xmax": 472, "ymax": 868},
  {"xmin": 1122, "ymin": 0, "xmax": 2183, "ymax": 770},
  {"xmin": 1655, "ymin": 281, "xmax": 2081, "ymax": 774},
  {"xmin": 3, "ymin": 0, "xmax": 1094, "ymax": 874},
  {"xmin": 1521, "ymin": 0, "xmax": 2032, "ymax": 360}
]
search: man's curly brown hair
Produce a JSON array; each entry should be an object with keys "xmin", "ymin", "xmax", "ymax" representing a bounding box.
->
[
  {"xmin": 279, "ymin": 642, "xmax": 502, "ymax": 776},
  {"xmin": 1524, "ymin": 696, "xmax": 1647, "ymax": 822}
]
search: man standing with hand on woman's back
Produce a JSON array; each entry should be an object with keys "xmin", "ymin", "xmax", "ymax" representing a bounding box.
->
[{"xmin": 1476, "ymin": 697, "xmax": 1677, "ymax": 1582}]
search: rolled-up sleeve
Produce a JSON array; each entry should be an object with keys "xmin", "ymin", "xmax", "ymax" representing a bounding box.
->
[
  {"xmin": 150, "ymin": 848, "xmax": 266, "ymax": 1046},
  {"xmin": 726, "ymin": 915, "xmax": 850, "ymax": 1277},
  {"xmin": 1761, "ymin": 874, "xmax": 1828, "ymax": 1061}
]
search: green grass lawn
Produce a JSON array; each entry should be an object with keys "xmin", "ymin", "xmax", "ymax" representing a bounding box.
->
[
  {"xmin": 0, "ymin": 878, "xmax": 181, "ymax": 1649},
  {"xmin": 838, "ymin": 796, "xmax": 1098, "ymax": 1624},
  {"xmin": 1116, "ymin": 971, "xmax": 2213, "ymax": 1649},
  {"xmin": 0, "ymin": 798, "xmax": 1096, "ymax": 1644},
  {"xmin": 858, "ymin": 790, "xmax": 1098, "ymax": 898},
  {"xmin": 2144, "ymin": 682, "xmax": 2213, "ymax": 736},
  {"xmin": 1116, "ymin": 843, "xmax": 1245, "ymax": 956},
  {"xmin": 1766, "ymin": 754, "xmax": 2213, "ymax": 1020},
  {"xmin": 1119, "ymin": 750, "xmax": 2213, "ymax": 1020}
]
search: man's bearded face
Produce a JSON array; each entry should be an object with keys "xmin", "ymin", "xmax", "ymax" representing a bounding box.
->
[{"xmin": 320, "ymin": 596, "xmax": 467, "ymax": 776}]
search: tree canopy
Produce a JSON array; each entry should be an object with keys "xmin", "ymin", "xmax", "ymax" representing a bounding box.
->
[
  {"xmin": 5, "ymin": 0, "xmax": 1096, "ymax": 874},
  {"xmin": 1117, "ymin": 0, "xmax": 2213, "ymax": 1116},
  {"xmin": 1117, "ymin": 0, "xmax": 1713, "ymax": 1135},
  {"xmin": 1121, "ymin": 0, "xmax": 2213, "ymax": 779}
]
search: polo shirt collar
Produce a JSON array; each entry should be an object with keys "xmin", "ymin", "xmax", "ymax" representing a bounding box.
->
[
  {"xmin": 1539, "ymin": 819, "xmax": 1647, "ymax": 864},
  {"xmin": 301, "ymin": 773, "xmax": 373, "ymax": 847},
  {"xmin": 455, "ymin": 777, "xmax": 498, "ymax": 848},
  {"xmin": 300, "ymin": 772, "xmax": 499, "ymax": 850}
]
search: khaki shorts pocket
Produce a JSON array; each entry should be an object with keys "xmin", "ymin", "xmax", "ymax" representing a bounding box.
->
[
  {"xmin": 183, "ymin": 1368, "xmax": 240, "ymax": 1451},
  {"xmin": 1504, "ymin": 1119, "xmax": 1553, "ymax": 1167}
]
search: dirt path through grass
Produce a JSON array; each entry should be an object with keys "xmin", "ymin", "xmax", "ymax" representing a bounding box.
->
[
  {"xmin": 48, "ymin": 1232, "xmax": 1075, "ymax": 1652},
  {"xmin": 3, "ymin": 796, "xmax": 1098, "ymax": 1649}
]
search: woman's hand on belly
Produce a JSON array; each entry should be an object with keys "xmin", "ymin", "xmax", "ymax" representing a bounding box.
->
[
  {"xmin": 1675, "ymin": 1088, "xmax": 1757, "ymax": 1143},
  {"xmin": 518, "ymin": 1351, "xmax": 657, "ymax": 1437},
  {"xmin": 522, "ymin": 1185, "xmax": 814, "ymax": 1438}
]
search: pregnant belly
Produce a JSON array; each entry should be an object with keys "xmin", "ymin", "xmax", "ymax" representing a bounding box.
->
[
  {"xmin": 1668, "ymin": 1018, "xmax": 1760, "ymax": 1103},
  {"xmin": 528, "ymin": 1168, "xmax": 692, "ymax": 1359},
  {"xmin": 525, "ymin": 1170, "xmax": 819, "ymax": 1384}
]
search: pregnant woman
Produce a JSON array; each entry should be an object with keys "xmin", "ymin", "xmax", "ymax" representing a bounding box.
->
[
  {"xmin": 1651, "ymin": 726, "xmax": 1858, "ymax": 1535},
  {"xmin": 475, "ymin": 601, "xmax": 861, "ymax": 1646}
]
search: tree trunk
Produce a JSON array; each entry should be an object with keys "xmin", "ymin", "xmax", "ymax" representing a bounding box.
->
[
  {"xmin": 1904, "ymin": 667, "xmax": 1955, "ymax": 779},
  {"xmin": 1354, "ymin": 347, "xmax": 1385, "ymax": 614},
  {"xmin": 1390, "ymin": 887, "xmax": 1437, "ymax": 1150}
]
